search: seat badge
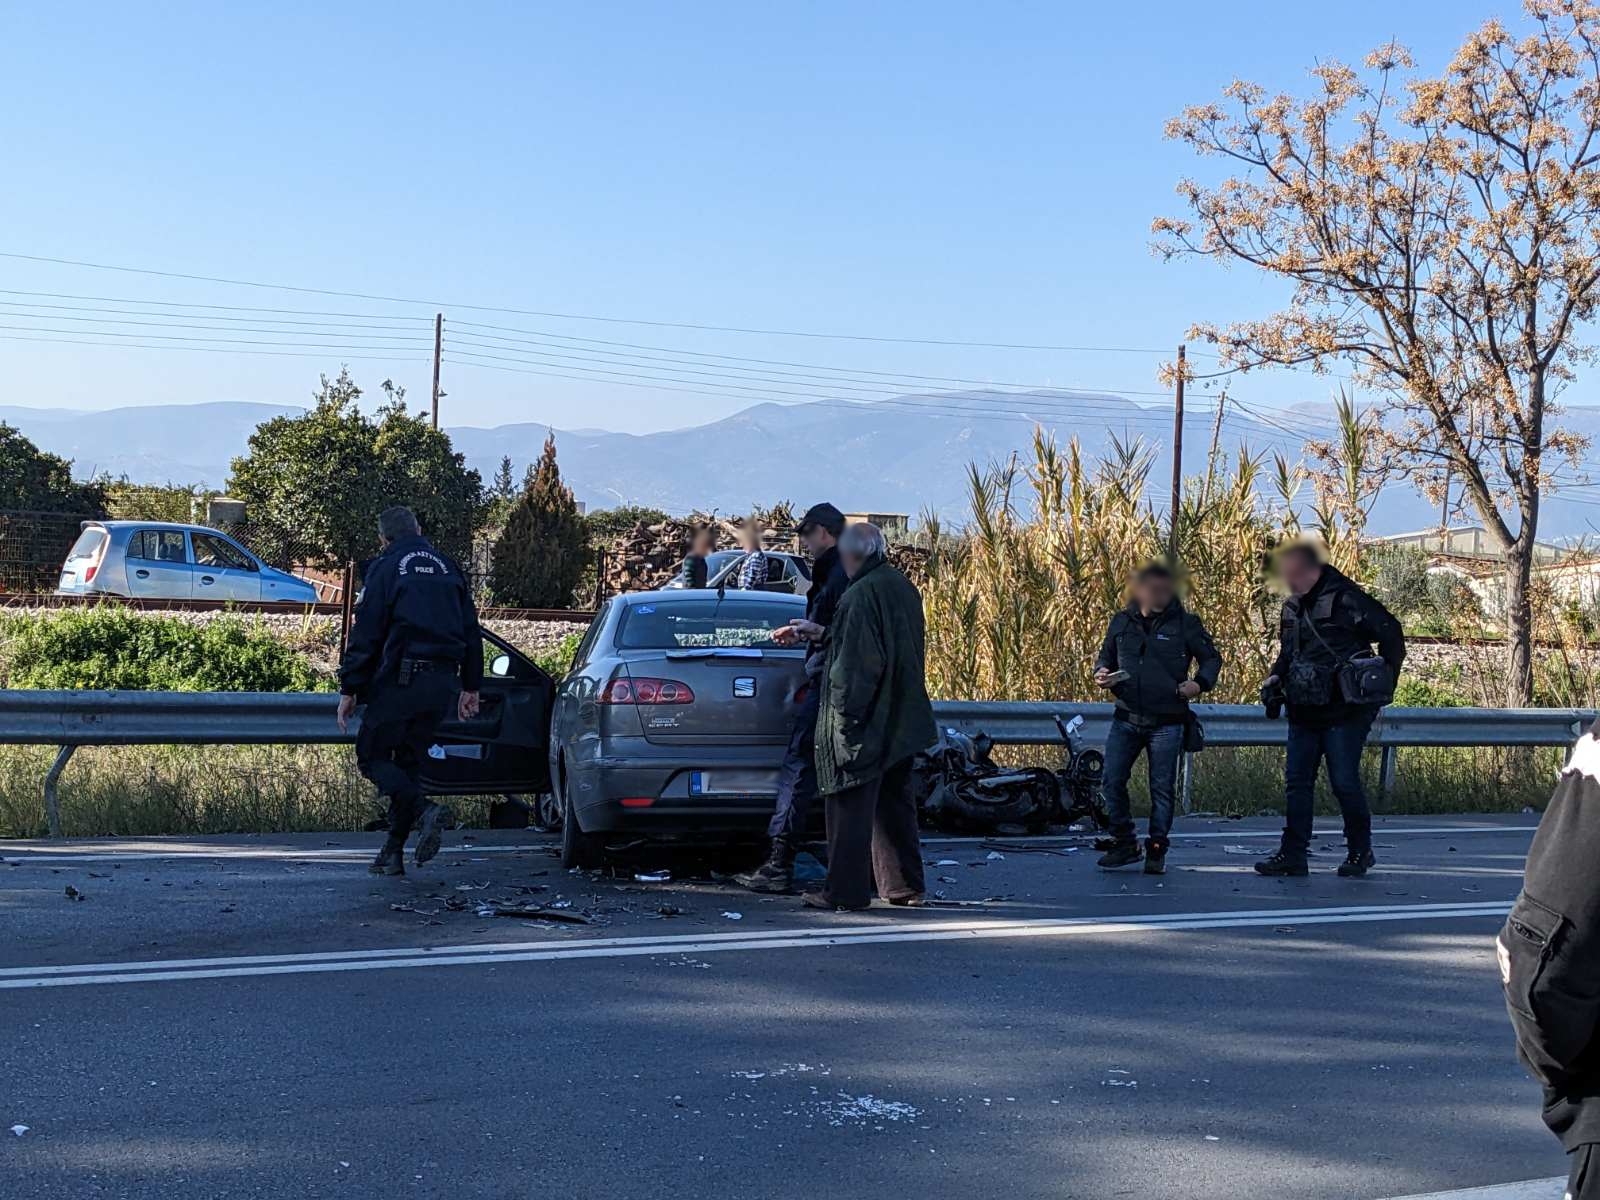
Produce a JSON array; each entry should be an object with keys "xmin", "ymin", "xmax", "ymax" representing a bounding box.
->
[{"xmin": 733, "ymin": 677, "xmax": 757, "ymax": 698}]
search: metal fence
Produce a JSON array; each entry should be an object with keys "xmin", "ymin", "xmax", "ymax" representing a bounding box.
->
[{"xmin": 1, "ymin": 691, "xmax": 1590, "ymax": 837}]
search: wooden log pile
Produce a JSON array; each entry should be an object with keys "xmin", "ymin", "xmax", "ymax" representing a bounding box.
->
[{"xmin": 599, "ymin": 507, "xmax": 800, "ymax": 596}]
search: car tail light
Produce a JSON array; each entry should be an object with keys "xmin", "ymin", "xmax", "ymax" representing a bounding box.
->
[
  {"xmin": 619, "ymin": 797, "xmax": 655, "ymax": 808},
  {"xmin": 599, "ymin": 677, "xmax": 696, "ymax": 705},
  {"xmin": 83, "ymin": 540, "xmax": 107, "ymax": 582}
]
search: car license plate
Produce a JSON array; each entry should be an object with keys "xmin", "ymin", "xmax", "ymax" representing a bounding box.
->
[{"xmin": 690, "ymin": 770, "xmax": 779, "ymax": 797}]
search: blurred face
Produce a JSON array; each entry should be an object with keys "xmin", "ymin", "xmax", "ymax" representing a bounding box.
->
[
  {"xmin": 1277, "ymin": 549, "xmax": 1323, "ymax": 596},
  {"xmin": 799, "ymin": 525, "xmax": 837, "ymax": 557},
  {"xmin": 840, "ymin": 548, "xmax": 864, "ymax": 578},
  {"xmin": 690, "ymin": 529, "xmax": 713, "ymax": 555},
  {"xmin": 739, "ymin": 526, "xmax": 763, "ymax": 551},
  {"xmin": 1132, "ymin": 571, "xmax": 1175, "ymax": 613}
]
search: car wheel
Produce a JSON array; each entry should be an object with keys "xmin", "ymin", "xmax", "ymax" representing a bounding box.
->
[{"xmin": 558, "ymin": 771, "xmax": 603, "ymax": 870}]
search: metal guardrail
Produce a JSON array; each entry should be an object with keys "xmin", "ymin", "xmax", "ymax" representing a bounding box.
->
[
  {"xmin": 1, "ymin": 691, "xmax": 1590, "ymax": 837},
  {"xmin": 0, "ymin": 593, "xmax": 596, "ymax": 623}
]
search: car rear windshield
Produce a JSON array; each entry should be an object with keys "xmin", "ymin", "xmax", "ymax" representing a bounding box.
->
[
  {"xmin": 65, "ymin": 528, "xmax": 107, "ymax": 562},
  {"xmin": 617, "ymin": 599, "xmax": 800, "ymax": 649}
]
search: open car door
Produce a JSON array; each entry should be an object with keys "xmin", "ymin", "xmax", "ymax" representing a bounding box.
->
[{"xmin": 416, "ymin": 629, "xmax": 555, "ymax": 796}]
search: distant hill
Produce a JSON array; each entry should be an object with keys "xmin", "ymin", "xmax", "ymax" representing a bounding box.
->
[{"xmin": 3, "ymin": 391, "xmax": 1598, "ymax": 538}]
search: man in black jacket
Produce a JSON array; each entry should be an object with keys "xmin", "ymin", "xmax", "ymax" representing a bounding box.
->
[
  {"xmin": 1093, "ymin": 562, "xmax": 1222, "ymax": 874},
  {"xmin": 736, "ymin": 501, "xmax": 850, "ymax": 893},
  {"xmin": 337, "ymin": 506, "xmax": 483, "ymax": 877},
  {"xmin": 1501, "ymin": 724, "xmax": 1600, "ymax": 1198},
  {"xmin": 1255, "ymin": 543, "xmax": 1405, "ymax": 879}
]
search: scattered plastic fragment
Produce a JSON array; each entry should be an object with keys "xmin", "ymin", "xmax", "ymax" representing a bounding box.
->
[
  {"xmin": 634, "ymin": 870, "xmax": 671, "ymax": 883},
  {"xmin": 933, "ymin": 860, "xmax": 960, "ymax": 867},
  {"xmin": 64, "ymin": 885, "xmax": 85, "ymax": 901},
  {"xmin": 985, "ymin": 851, "xmax": 1005, "ymax": 861},
  {"xmin": 10, "ymin": 1125, "xmax": 28, "ymax": 1137},
  {"xmin": 722, "ymin": 911, "xmax": 744, "ymax": 920},
  {"xmin": 489, "ymin": 902, "xmax": 590, "ymax": 924}
]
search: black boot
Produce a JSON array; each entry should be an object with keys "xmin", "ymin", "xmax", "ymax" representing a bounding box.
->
[
  {"xmin": 369, "ymin": 836, "xmax": 405, "ymax": 876},
  {"xmin": 1337, "ymin": 848, "xmax": 1376, "ymax": 878},
  {"xmin": 413, "ymin": 802, "xmax": 448, "ymax": 867},
  {"xmin": 1254, "ymin": 849, "xmax": 1309, "ymax": 877},
  {"xmin": 1143, "ymin": 839, "xmax": 1168, "ymax": 875},
  {"xmin": 735, "ymin": 838, "xmax": 795, "ymax": 894},
  {"xmin": 1097, "ymin": 840, "xmax": 1143, "ymax": 870}
]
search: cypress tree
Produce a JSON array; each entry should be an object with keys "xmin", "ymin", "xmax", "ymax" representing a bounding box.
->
[{"xmin": 488, "ymin": 433, "xmax": 591, "ymax": 607}]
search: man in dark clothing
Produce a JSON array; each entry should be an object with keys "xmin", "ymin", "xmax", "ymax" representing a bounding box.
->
[
  {"xmin": 1255, "ymin": 543, "xmax": 1405, "ymax": 879},
  {"xmin": 737, "ymin": 502, "xmax": 850, "ymax": 893},
  {"xmin": 337, "ymin": 506, "xmax": 483, "ymax": 877},
  {"xmin": 805, "ymin": 522, "xmax": 937, "ymax": 912},
  {"xmin": 1501, "ymin": 724, "xmax": 1600, "ymax": 1198},
  {"xmin": 1093, "ymin": 562, "xmax": 1222, "ymax": 874},
  {"xmin": 678, "ymin": 525, "xmax": 715, "ymax": 589}
]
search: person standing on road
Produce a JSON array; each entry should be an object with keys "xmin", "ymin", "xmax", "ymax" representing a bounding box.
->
[
  {"xmin": 1500, "ymin": 722, "xmax": 1600, "ymax": 1200},
  {"xmin": 1255, "ymin": 542, "xmax": 1405, "ymax": 880},
  {"xmin": 336, "ymin": 506, "xmax": 483, "ymax": 877},
  {"xmin": 735, "ymin": 517, "xmax": 769, "ymax": 589},
  {"xmin": 736, "ymin": 502, "xmax": 850, "ymax": 894},
  {"xmin": 1092, "ymin": 561, "xmax": 1222, "ymax": 875},
  {"xmin": 805, "ymin": 522, "xmax": 936, "ymax": 911}
]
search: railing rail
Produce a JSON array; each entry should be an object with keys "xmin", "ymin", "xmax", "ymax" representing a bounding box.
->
[{"xmin": 2, "ymin": 691, "xmax": 1588, "ymax": 837}]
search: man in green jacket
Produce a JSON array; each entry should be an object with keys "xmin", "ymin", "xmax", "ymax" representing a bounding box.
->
[{"xmin": 806, "ymin": 523, "xmax": 938, "ymax": 911}]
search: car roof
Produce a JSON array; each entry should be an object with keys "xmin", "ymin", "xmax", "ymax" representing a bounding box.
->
[
  {"xmin": 613, "ymin": 588, "xmax": 804, "ymax": 607},
  {"xmin": 90, "ymin": 521, "xmax": 223, "ymax": 534}
]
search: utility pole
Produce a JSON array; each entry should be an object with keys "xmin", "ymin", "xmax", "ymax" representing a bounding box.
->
[
  {"xmin": 1439, "ymin": 467, "xmax": 1452, "ymax": 553},
  {"xmin": 1168, "ymin": 344, "xmax": 1186, "ymax": 562},
  {"xmin": 431, "ymin": 312, "xmax": 443, "ymax": 429}
]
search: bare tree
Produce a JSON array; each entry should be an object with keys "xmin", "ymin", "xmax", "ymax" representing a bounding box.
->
[{"xmin": 1155, "ymin": 1, "xmax": 1600, "ymax": 703}]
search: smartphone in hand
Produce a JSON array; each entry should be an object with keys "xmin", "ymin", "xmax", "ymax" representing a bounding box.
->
[{"xmin": 1100, "ymin": 669, "xmax": 1130, "ymax": 685}]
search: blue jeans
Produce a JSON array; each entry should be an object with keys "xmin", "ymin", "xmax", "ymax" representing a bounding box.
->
[
  {"xmin": 1101, "ymin": 718, "xmax": 1185, "ymax": 848},
  {"xmin": 1282, "ymin": 709, "xmax": 1378, "ymax": 857},
  {"xmin": 767, "ymin": 685, "xmax": 820, "ymax": 843}
]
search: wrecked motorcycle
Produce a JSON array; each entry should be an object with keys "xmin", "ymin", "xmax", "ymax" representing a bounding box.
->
[{"xmin": 912, "ymin": 712, "xmax": 1108, "ymax": 834}]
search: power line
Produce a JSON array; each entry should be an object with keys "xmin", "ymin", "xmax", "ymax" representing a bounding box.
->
[
  {"xmin": 0, "ymin": 299, "xmax": 430, "ymax": 331},
  {"xmin": 0, "ymin": 332, "xmax": 429, "ymax": 363},
  {"xmin": 0, "ymin": 310, "xmax": 432, "ymax": 341},
  {"xmin": 0, "ymin": 322, "xmax": 432, "ymax": 351},
  {"xmin": 0, "ymin": 249, "xmax": 1206, "ymax": 353}
]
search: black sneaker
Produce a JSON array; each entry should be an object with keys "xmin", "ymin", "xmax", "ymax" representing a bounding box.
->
[
  {"xmin": 1097, "ymin": 842, "xmax": 1143, "ymax": 870},
  {"xmin": 368, "ymin": 838, "xmax": 405, "ymax": 877},
  {"xmin": 1337, "ymin": 849, "xmax": 1376, "ymax": 878},
  {"xmin": 1144, "ymin": 845, "xmax": 1167, "ymax": 875},
  {"xmin": 1254, "ymin": 850, "xmax": 1309, "ymax": 877},
  {"xmin": 412, "ymin": 803, "xmax": 448, "ymax": 867}
]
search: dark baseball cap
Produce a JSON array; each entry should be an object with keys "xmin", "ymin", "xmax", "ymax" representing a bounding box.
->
[{"xmin": 797, "ymin": 502, "xmax": 845, "ymax": 536}]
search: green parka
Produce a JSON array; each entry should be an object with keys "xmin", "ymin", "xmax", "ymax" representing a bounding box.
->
[{"xmin": 814, "ymin": 553, "xmax": 938, "ymax": 796}]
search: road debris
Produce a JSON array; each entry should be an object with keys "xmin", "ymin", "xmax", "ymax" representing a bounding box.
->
[
  {"xmin": 634, "ymin": 870, "xmax": 671, "ymax": 883},
  {"xmin": 721, "ymin": 911, "xmax": 744, "ymax": 920},
  {"xmin": 10, "ymin": 1125, "xmax": 27, "ymax": 1137},
  {"xmin": 931, "ymin": 859, "xmax": 960, "ymax": 867},
  {"xmin": 985, "ymin": 850, "xmax": 1006, "ymax": 861},
  {"xmin": 488, "ymin": 901, "xmax": 591, "ymax": 924},
  {"xmin": 655, "ymin": 905, "xmax": 687, "ymax": 917},
  {"xmin": 63, "ymin": 885, "xmax": 84, "ymax": 901}
]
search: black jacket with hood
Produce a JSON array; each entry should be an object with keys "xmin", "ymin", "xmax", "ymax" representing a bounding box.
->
[
  {"xmin": 1502, "ymin": 720, "xmax": 1600, "ymax": 1151},
  {"xmin": 1094, "ymin": 600, "xmax": 1222, "ymax": 727},
  {"xmin": 1269, "ymin": 565, "xmax": 1405, "ymax": 727}
]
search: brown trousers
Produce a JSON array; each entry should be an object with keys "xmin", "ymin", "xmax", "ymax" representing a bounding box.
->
[{"xmin": 822, "ymin": 757, "xmax": 925, "ymax": 909}]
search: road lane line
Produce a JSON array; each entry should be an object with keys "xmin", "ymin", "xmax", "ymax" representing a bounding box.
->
[
  {"xmin": 0, "ymin": 900, "xmax": 1512, "ymax": 990},
  {"xmin": 0, "ymin": 824, "xmax": 1538, "ymax": 865},
  {"xmin": 1376, "ymin": 1177, "xmax": 1564, "ymax": 1199}
]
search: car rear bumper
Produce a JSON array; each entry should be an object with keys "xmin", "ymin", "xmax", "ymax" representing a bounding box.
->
[{"xmin": 572, "ymin": 744, "xmax": 791, "ymax": 838}]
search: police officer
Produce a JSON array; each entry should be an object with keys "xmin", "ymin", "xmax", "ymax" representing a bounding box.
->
[
  {"xmin": 1500, "ymin": 722, "xmax": 1600, "ymax": 1198},
  {"xmin": 1255, "ymin": 542, "xmax": 1404, "ymax": 879},
  {"xmin": 736, "ymin": 502, "xmax": 849, "ymax": 893},
  {"xmin": 1092, "ymin": 561, "xmax": 1221, "ymax": 875},
  {"xmin": 336, "ymin": 506, "xmax": 483, "ymax": 876}
]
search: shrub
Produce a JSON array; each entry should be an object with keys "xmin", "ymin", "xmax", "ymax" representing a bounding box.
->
[
  {"xmin": 0, "ymin": 609, "xmax": 331, "ymax": 692},
  {"xmin": 533, "ymin": 631, "xmax": 583, "ymax": 679}
]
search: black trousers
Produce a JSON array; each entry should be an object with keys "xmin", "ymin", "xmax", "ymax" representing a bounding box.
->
[
  {"xmin": 767, "ymin": 685, "xmax": 820, "ymax": 843},
  {"xmin": 355, "ymin": 671, "xmax": 457, "ymax": 839},
  {"xmin": 1282, "ymin": 707, "xmax": 1378, "ymax": 857},
  {"xmin": 1573, "ymin": 1144, "xmax": 1600, "ymax": 1199},
  {"xmin": 821, "ymin": 757, "xmax": 925, "ymax": 909}
]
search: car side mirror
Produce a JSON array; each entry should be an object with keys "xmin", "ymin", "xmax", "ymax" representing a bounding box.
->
[{"xmin": 490, "ymin": 654, "xmax": 511, "ymax": 678}]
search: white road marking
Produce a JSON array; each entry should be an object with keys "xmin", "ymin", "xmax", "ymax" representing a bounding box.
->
[
  {"xmin": 0, "ymin": 900, "xmax": 1511, "ymax": 990},
  {"xmin": 0, "ymin": 823, "xmax": 1538, "ymax": 865},
  {"xmin": 1376, "ymin": 1177, "xmax": 1564, "ymax": 1200}
]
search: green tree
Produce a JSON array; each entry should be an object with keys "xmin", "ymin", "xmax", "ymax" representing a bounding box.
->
[
  {"xmin": 584, "ymin": 504, "xmax": 669, "ymax": 545},
  {"xmin": 484, "ymin": 455, "xmax": 518, "ymax": 528},
  {"xmin": 0, "ymin": 425, "xmax": 105, "ymax": 513},
  {"xmin": 489, "ymin": 433, "xmax": 591, "ymax": 607},
  {"xmin": 228, "ymin": 368, "xmax": 482, "ymax": 568}
]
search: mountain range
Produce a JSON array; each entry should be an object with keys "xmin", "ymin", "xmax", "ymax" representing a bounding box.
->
[{"xmin": 5, "ymin": 391, "xmax": 1600, "ymax": 539}]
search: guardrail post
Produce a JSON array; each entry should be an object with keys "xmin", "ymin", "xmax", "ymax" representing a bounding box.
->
[
  {"xmin": 1181, "ymin": 752, "xmax": 1194, "ymax": 814},
  {"xmin": 1379, "ymin": 745, "xmax": 1398, "ymax": 799},
  {"xmin": 42, "ymin": 744, "xmax": 74, "ymax": 838}
]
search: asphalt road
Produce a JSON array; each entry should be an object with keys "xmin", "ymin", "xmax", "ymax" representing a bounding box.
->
[{"xmin": 0, "ymin": 815, "xmax": 1562, "ymax": 1199}]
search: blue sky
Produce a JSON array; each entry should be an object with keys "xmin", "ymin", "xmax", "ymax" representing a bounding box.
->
[{"xmin": 0, "ymin": 0, "xmax": 1509, "ymax": 433}]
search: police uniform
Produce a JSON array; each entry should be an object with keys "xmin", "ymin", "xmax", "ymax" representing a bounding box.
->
[{"xmin": 339, "ymin": 533, "xmax": 483, "ymax": 873}]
